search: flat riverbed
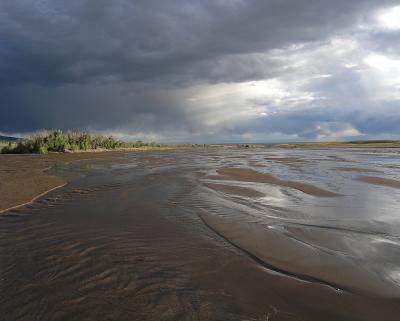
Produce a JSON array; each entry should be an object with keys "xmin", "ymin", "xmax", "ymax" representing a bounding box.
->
[{"xmin": 1, "ymin": 147, "xmax": 400, "ymax": 320}]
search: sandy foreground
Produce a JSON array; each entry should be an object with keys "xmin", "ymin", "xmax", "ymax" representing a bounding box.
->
[{"xmin": 1, "ymin": 148, "xmax": 400, "ymax": 320}]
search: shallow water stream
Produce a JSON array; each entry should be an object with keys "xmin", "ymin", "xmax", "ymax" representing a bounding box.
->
[{"xmin": 1, "ymin": 148, "xmax": 400, "ymax": 320}]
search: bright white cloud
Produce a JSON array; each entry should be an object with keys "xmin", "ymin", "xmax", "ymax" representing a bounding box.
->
[
  {"xmin": 364, "ymin": 53, "xmax": 400, "ymax": 72},
  {"xmin": 169, "ymin": 17, "xmax": 400, "ymax": 141},
  {"xmin": 363, "ymin": 54, "xmax": 400, "ymax": 101},
  {"xmin": 314, "ymin": 122, "xmax": 360, "ymax": 140},
  {"xmin": 375, "ymin": 6, "xmax": 400, "ymax": 30}
]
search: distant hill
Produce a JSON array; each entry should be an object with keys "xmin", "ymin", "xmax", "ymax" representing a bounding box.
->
[{"xmin": 0, "ymin": 135, "xmax": 20, "ymax": 142}]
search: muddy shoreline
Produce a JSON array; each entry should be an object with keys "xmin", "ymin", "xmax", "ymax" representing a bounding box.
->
[
  {"xmin": 0, "ymin": 150, "xmax": 173, "ymax": 213},
  {"xmin": 1, "ymin": 148, "xmax": 400, "ymax": 320}
]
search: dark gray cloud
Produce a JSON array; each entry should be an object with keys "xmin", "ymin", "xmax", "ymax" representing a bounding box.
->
[
  {"xmin": 0, "ymin": 0, "xmax": 395, "ymax": 86},
  {"xmin": 0, "ymin": 0, "xmax": 399, "ymax": 141}
]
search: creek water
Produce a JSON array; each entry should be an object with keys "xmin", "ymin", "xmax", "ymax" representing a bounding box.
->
[{"xmin": 1, "ymin": 148, "xmax": 400, "ymax": 320}]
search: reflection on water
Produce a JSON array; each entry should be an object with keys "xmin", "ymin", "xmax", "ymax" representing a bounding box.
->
[
  {"xmin": 0, "ymin": 147, "xmax": 400, "ymax": 320},
  {"xmin": 199, "ymin": 148, "xmax": 400, "ymax": 228},
  {"xmin": 196, "ymin": 148, "xmax": 400, "ymax": 298}
]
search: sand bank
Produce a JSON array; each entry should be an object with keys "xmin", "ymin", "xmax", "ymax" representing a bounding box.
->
[
  {"xmin": 357, "ymin": 175, "xmax": 400, "ymax": 189},
  {"xmin": 203, "ymin": 182, "xmax": 264, "ymax": 198},
  {"xmin": 334, "ymin": 167, "xmax": 382, "ymax": 173},
  {"xmin": 264, "ymin": 157, "xmax": 303, "ymax": 162},
  {"xmin": 212, "ymin": 168, "xmax": 340, "ymax": 197},
  {"xmin": 0, "ymin": 151, "xmax": 128, "ymax": 213},
  {"xmin": 199, "ymin": 210, "xmax": 400, "ymax": 298}
]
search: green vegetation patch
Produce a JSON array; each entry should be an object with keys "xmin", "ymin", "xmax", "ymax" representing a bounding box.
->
[{"xmin": 1, "ymin": 130, "xmax": 162, "ymax": 154}]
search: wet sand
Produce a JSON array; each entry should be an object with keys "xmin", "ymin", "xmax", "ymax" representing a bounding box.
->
[
  {"xmin": 214, "ymin": 168, "xmax": 340, "ymax": 197},
  {"xmin": 1, "ymin": 148, "xmax": 400, "ymax": 320},
  {"xmin": 334, "ymin": 167, "xmax": 382, "ymax": 173},
  {"xmin": 203, "ymin": 182, "xmax": 265, "ymax": 198},
  {"xmin": 199, "ymin": 211, "xmax": 399, "ymax": 298},
  {"xmin": 264, "ymin": 157, "xmax": 305, "ymax": 168},
  {"xmin": 357, "ymin": 175, "xmax": 400, "ymax": 189},
  {"xmin": 264, "ymin": 157, "xmax": 304, "ymax": 162},
  {"xmin": 0, "ymin": 152, "xmax": 133, "ymax": 213}
]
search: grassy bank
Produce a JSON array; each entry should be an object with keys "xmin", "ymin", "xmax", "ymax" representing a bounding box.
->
[
  {"xmin": 0, "ymin": 130, "xmax": 161, "ymax": 154},
  {"xmin": 0, "ymin": 130, "xmax": 206, "ymax": 154}
]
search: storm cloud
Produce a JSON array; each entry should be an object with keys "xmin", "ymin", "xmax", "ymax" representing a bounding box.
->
[{"xmin": 0, "ymin": 0, "xmax": 399, "ymax": 142}]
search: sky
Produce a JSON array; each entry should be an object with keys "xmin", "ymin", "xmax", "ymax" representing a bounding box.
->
[{"xmin": 1, "ymin": 0, "xmax": 400, "ymax": 143}]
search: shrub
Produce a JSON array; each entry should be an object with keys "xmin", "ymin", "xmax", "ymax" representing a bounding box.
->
[
  {"xmin": 0, "ymin": 129, "xmax": 215, "ymax": 154},
  {"xmin": 0, "ymin": 129, "xmax": 165, "ymax": 154}
]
